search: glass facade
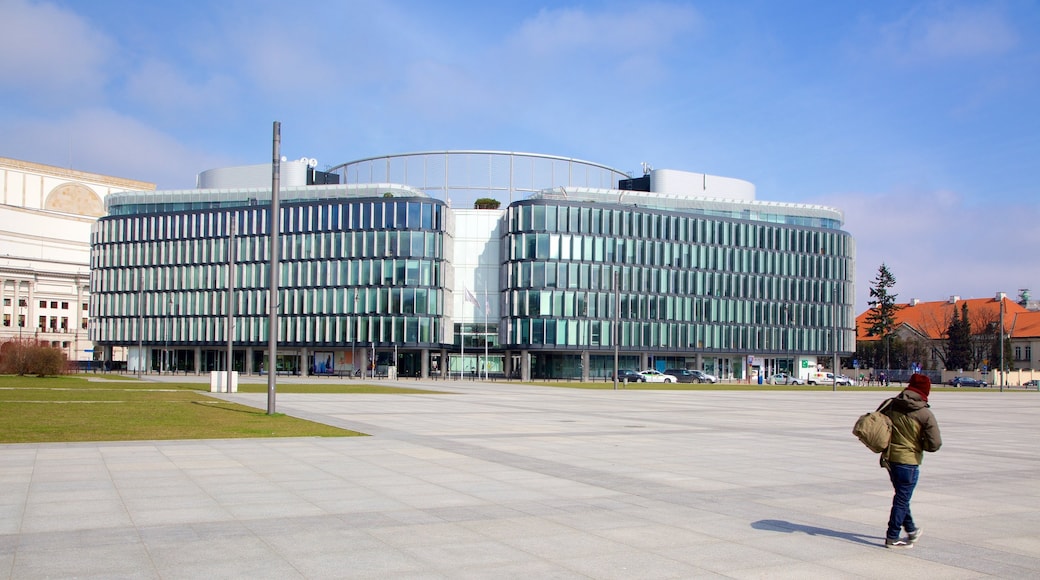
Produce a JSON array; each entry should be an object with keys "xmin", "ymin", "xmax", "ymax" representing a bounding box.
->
[
  {"xmin": 501, "ymin": 198, "xmax": 855, "ymax": 376},
  {"xmin": 90, "ymin": 191, "xmax": 450, "ymax": 373},
  {"xmin": 89, "ymin": 151, "xmax": 855, "ymax": 381}
]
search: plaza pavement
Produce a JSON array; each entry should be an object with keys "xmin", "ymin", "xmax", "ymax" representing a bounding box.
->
[{"xmin": 2, "ymin": 376, "xmax": 1039, "ymax": 579}]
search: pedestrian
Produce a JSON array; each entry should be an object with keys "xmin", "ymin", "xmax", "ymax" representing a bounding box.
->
[{"xmin": 880, "ymin": 373, "xmax": 942, "ymax": 548}]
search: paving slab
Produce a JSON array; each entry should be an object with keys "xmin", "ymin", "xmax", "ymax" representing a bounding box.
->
[{"xmin": 2, "ymin": 378, "xmax": 1038, "ymax": 578}]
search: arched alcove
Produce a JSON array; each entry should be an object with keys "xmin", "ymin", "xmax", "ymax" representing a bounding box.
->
[{"xmin": 45, "ymin": 183, "xmax": 104, "ymax": 217}]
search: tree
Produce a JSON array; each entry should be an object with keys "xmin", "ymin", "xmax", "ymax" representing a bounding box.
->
[
  {"xmin": 989, "ymin": 330, "xmax": 1012, "ymax": 374},
  {"xmin": 864, "ymin": 263, "xmax": 902, "ymax": 370},
  {"xmin": 944, "ymin": 303, "xmax": 972, "ymax": 370}
]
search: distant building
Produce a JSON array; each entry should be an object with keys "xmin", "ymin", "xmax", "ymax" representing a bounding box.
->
[
  {"xmin": 0, "ymin": 157, "xmax": 154, "ymax": 363},
  {"xmin": 89, "ymin": 151, "xmax": 855, "ymax": 380},
  {"xmin": 855, "ymin": 293, "xmax": 1038, "ymax": 372}
]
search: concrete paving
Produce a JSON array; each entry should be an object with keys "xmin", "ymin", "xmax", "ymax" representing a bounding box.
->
[{"xmin": 2, "ymin": 377, "xmax": 1038, "ymax": 579}]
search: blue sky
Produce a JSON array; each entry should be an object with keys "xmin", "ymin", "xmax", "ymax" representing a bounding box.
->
[{"xmin": 2, "ymin": 0, "xmax": 1039, "ymax": 312}]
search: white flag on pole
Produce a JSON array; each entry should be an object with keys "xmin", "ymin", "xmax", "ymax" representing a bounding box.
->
[{"xmin": 465, "ymin": 287, "xmax": 481, "ymax": 311}]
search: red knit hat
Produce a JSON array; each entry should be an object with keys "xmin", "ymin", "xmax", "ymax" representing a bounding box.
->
[{"xmin": 906, "ymin": 373, "xmax": 931, "ymax": 402}]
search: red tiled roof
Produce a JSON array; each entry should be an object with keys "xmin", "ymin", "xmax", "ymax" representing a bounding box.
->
[
  {"xmin": 1009, "ymin": 310, "xmax": 1040, "ymax": 339},
  {"xmin": 856, "ymin": 296, "xmax": 1032, "ymax": 341}
]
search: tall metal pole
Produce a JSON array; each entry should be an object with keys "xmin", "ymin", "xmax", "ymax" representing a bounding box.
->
[
  {"xmin": 267, "ymin": 122, "xmax": 280, "ymax": 414},
  {"xmin": 137, "ymin": 271, "xmax": 143, "ymax": 378},
  {"xmin": 461, "ymin": 302, "xmax": 465, "ymax": 381},
  {"xmin": 613, "ymin": 270, "xmax": 619, "ymax": 390},
  {"xmin": 483, "ymin": 289, "xmax": 488, "ymax": 381},
  {"xmin": 353, "ymin": 289, "xmax": 358, "ymax": 376},
  {"xmin": 833, "ymin": 282, "xmax": 839, "ymax": 392},
  {"xmin": 165, "ymin": 297, "xmax": 172, "ymax": 374},
  {"xmin": 226, "ymin": 213, "xmax": 236, "ymax": 393},
  {"xmin": 999, "ymin": 295, "xmax": 1005, "ymax": 392}
]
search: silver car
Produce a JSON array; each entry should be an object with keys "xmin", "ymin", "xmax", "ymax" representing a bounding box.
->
[{"xmin": 771, "ymin": 372, "xmax": 805, "ymax": 385}]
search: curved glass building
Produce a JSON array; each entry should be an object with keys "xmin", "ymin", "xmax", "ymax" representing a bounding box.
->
[{"xmin": 89, "ymin": 151, "xmax": 854, "ymax": 381}]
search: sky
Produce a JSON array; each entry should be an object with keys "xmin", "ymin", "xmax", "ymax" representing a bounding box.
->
[{"xmin": 2, "ymin": 0, "xmax": 1039, "ymax": 313}]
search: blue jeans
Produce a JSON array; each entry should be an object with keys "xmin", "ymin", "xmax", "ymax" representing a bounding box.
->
[{"xmin": 887, "ymin": 462, "xmax": 920, "ymax": 539}]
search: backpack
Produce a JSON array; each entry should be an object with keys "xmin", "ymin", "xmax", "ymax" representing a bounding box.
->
[{"xmin": 853, "ymin": 399, "xmax": 894, "ymax": 453}]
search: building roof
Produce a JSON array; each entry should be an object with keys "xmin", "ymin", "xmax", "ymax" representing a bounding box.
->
[
  {"xmin": 856, "ymin": 295, "xmax": 1032, "ymax": 341},
  {"xmin": 1009, "ymin": 310, "xmax": 1040, "ymax": 339}
]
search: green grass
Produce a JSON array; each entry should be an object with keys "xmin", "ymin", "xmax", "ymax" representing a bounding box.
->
[{"xmin": 0, "ymin": 374, "xmax": 439, "ymax": 444}]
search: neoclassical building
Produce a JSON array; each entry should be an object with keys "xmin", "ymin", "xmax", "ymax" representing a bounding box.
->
[
  {"xmin": 89, "ymin": 151, "xmax": 855, "ymax": 380},
  {"xmin": 0, "ymin": 157, "xmax": 154, "ymax": 364}
]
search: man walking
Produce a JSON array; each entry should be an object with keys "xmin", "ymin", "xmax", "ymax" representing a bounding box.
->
[{"xmin": 882, "ymin": 373, "xmax": 942, "ymax": 548}]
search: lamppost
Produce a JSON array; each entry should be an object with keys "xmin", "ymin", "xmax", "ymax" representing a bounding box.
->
[
  {"xmin": 832, "ymin": 282, "xmax": 839, "ymax": 392},
  {"xmin": 613, "ymin": 270, "xmax": 620, "ymax": 390},
  {"xmin": 137, "ymin": 271, "xmax": 143, "ymax": 378},
  {"xmin": 353, "ymin": 289, "xmax": 359, "ymax": 377},
  {"xmin": 165, "ymin": 297, "xmax": 175, "ymax": 374}
]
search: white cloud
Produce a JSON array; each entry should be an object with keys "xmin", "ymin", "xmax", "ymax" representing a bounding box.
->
[
  {"xmin": 817, "ymin": 188, "xmax": 1040, "ymax": 313},
  {"xmin": 123, "ymin": 59, "xmax": 239, "ymax": 115},
  {"xmin": 0, "ymin": 0, "xmax": 114, "ymax": 103},
  {"xmin": 874, "ymin": 3, "xmax": 1018, "ymax": 65},
  {"xmin": 508, "ymin": 3, "xmax": 699, "ymax": 59},
  {"xmin": 4, "ymin": 108, "xmax": 224, "ymax": 188}
]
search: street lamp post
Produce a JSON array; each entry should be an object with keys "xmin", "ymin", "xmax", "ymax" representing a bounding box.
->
[
  {"xmin": 832, "ymin": 282, "xmax": 839, "ymax": 392},
  {"xmin": 353, "ymin": 289, "xmax": 359, "ymax": 377},
  {"xmin": 137, "ymin": 271, "xmax": 143, "ymax": 378},
  {"xmin": 226, "ymin": 213, "xmax": 237, "ymax": 393},
  {"xmin": 613, "ymin": 270, "xmax": 620, "ymax": 390},
  {"xmin": 165, "ymin": 298, "xmax": 171, "ymax": 374}
]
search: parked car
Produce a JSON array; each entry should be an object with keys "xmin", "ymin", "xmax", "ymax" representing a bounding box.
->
[
  {"xmin": 949, "ymin": 376, "xmax": 987, "ymax": 388},
  {"xmin": 1024, "ymin": 379, "xmax": 1040, "ymax": 387},
  {"xmin": 640, "ymin": 369, "xmax": 675, "ymax": 383},
  {"xmin": 663, "ymin": 368, "xmax": 698, "ymax": 383},
  {"xmin": 615, "ymin": 369, "xmax": 646, "ymax": 383},
  {"xmin": 689, "ymin": 369, "xmax": 719, "ymax": 383},
  {"xmin": 770, "ymin": 372, "xmax": 805, "ymax": 385},
  {"xmin": 836, "ymin": 374, "xmax": 856, "ymax": 386}
]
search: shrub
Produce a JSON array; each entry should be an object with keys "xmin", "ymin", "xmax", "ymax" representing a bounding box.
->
[
  {"xmin": 474, "ymin": 198, "xmax": 501, "ymax": 209},
  {"xmin": 0, "ymin": 340, "xmax": 68, "ymax": 377}
]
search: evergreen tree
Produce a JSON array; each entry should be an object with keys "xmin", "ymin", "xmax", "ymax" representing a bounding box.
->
[
  {"xmin": 945, "ymin": 303, "xmax": 972, "ymax": 370},
  {"xmin": 864, "ymin": 263, "xmax": 902, "ymax": 370}
]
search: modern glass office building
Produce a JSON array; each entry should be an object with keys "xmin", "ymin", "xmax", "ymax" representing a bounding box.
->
[{"xmin": 89, "ymin": 151, "xmax": 855, "ymax": 381}]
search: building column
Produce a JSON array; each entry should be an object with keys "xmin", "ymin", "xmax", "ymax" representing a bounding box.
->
[
  {"xmin": 581, "ymin": 350, "xmax": 589, "ymax": 382},
  {"xmin": 521, "ymin": 350, "xmax": 530, "ymax": 382},
  {"xmin": 420, "ymin": 348, "xmax": 429, "ymax": 379},
  {"xmin": 640, "ymin": 352, "xmax": 648, "ymax": 371},
  {"xmin": 194, "ymin": 346, "xmax": 201, "ymax": 374},
  {"xmin": 301, "ymin": 347, "xmax": 309, "ymax": 376},
  {"xmin": 439, "ymin": 348, "xmax": 448, "ymax": 378}
]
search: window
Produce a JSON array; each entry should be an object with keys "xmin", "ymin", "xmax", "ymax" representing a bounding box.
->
[
  {"xmin": 39, "ymin": 300, "xmax": 47, "ymax": 308},
  {"xmin": 61, "ymin": 302, "xmax": 69, "ymax": 309},
  {"xmin": 50, "ymin": 301, "xmax": 58, "ymax": 309}
]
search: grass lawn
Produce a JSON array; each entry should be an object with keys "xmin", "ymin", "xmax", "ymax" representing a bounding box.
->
[{"xmin": 0, "ymin": 375, "xmax": 441, "ymax": 444}]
